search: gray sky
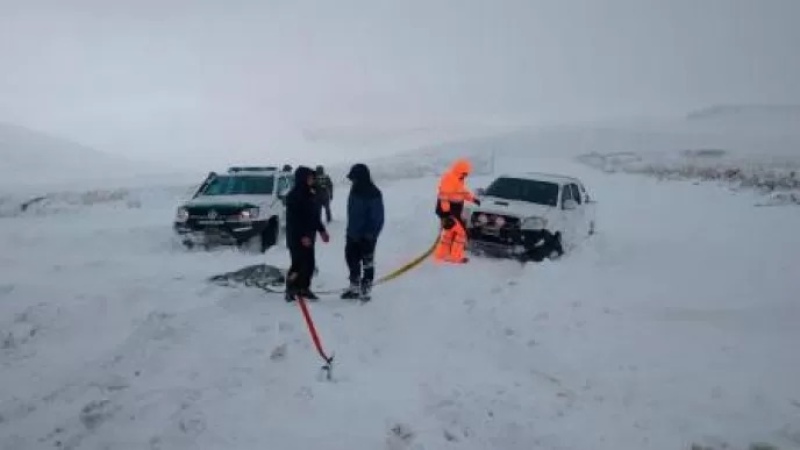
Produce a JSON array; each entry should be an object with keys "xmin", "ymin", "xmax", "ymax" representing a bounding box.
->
[{"xmin": 1, "ymin": 0, "xmax": 799, "ymax": 168}]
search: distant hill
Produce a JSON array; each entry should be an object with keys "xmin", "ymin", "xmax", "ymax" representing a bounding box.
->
[
  {"xmin": 684, "ymin": 104, "xmax": 800, "ymax": 137},
  {"xmin": 686, "ymin": 104, "xmax": 800, "ymax": 121},
  {"xmin": 0, "ymin": 122, "xmax": 160, "ymax": 189}
]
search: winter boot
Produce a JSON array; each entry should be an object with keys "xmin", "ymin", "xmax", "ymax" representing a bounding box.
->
[
  {"xmin": 300, "ymin": 288, "xmax": 319, "ymax": 301},
  {"xmin": 360, "ymin": 279, "xmax": 373, "ymax": 302},
  {"xmin": 340, "ymin": 282, "xmax": 360, "ymax": 300}
]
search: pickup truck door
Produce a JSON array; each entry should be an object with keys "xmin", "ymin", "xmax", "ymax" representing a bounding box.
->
[
  {"xmin": 559, "ymin": 184, "xmax": 580, "ymax": 248},
  {"xmin": 275, "ymin": 175, "xmax": 292, "ymax": 223},
  {"xmin": 578, "ymin": 182, "xmax": 596, "ymax": 234},
  {"xmin": 568, "ymin": 183, "xmax": 588, "ymax": 237}
]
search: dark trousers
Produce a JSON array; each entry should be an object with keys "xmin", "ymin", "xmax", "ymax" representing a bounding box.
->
[
  {"xmin": 287, "ymin": 243, "xmax": 316, "ymax": 292},
  {"xmin": 345, "ymin": 237, "xmax": 376, "ymax": 285},
  {"xmin": 320, "ymin": 198, "xmax": 332, "ymax": 223}
]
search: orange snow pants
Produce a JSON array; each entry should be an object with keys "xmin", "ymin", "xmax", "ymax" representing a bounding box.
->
[{"xmin": 434, "ymin": 216, "xmax": 468, "ymax": 263}]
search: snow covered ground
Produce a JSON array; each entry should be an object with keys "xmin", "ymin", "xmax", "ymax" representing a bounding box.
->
[
  {"xmin": 577, "ymin": 149, "xmax": 800, "ymax": 207},
  {"xmin": 2, "ymin": 147, "xmax": 799, "ymax": 450}
]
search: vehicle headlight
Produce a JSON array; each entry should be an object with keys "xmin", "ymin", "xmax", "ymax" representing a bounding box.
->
[
  {"xmin": 239, "ymin": 207, "xmax": 260, "ymax": 220},
  {"xmin": 175, "ymin": 207, "xmax": 189, "ymax": 222},
  {"xmin": 520, "ymin": 216, "xmax": 547, "ymax": 230}
]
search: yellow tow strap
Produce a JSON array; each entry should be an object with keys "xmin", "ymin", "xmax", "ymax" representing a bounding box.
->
[
  {"xmin": 308, "ymin": 235, "xmax": 439, "ymax": 295},
  {"xmin": 374, "ymin": 236, "xmax": 439, "ymax": 285}
]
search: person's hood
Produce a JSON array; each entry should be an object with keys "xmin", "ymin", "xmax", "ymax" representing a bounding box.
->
[
  {"xmin": 448, "ymin": 158, "xmax": 472, "ymax": 177},
  {"xmin": 293, "ymin": 166, "xmax": 314, "ymax": 188},
  {"xmin": 347, "ymin": 163, "xmax": 371, "ymax": 183},
  {"xmin": 347, "ymin": 163, "xmax": 380, "ymax": 197}
]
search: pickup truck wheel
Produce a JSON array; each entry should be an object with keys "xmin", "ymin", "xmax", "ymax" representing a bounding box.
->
[{"xmin": 548, "ymin": 232, "xmax": 565, "ymax": 259}]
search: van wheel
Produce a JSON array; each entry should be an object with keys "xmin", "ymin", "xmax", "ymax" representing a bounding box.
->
[{"xmin": 260, "ymin": 218, "xmax": 279, "ymax": 252}]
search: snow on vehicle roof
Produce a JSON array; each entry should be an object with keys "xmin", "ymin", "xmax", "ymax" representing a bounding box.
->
[{"xmin": 494, "ymin": 171, "xmax": 582, "ymax": 185}]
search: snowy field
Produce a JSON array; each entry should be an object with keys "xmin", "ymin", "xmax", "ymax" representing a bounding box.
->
[
  {"xmin": 2, "ymin": 149, "xmax": 799, "ymax": 450},
  {"xmin": 577, "ymin": 149, "xmax": 800, "ymax": 207}
]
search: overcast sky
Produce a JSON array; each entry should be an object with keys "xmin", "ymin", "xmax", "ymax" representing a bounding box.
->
[{"xmin": 1, "ymin": 0, "xmax": 798, "ymax": 167}]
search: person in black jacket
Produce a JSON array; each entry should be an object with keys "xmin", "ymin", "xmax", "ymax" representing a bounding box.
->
[
  {"xmin": 284, "ymin": 166, "xmax": 329, "ymax": 301},
  {"xmin": 341, "ymin": 163, "xmax": 384, "ymax": 300}
]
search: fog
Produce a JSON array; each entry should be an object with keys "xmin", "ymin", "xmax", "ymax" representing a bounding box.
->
[{"xmin": 1, "ymin": 0, "xmax": 799, "ymax": 169}]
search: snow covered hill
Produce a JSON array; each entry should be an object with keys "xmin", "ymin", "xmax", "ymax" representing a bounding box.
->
[
  {"xmin": 685, "ymin": 104, "xmax": 800, "ymax": 137},
  {"xmin": 1, "ymin": 123, "xmax": 133, "ymax": 184},
  {"xmin": 0, "ymin": 122, "xmax": 206, "ymax": 219},
  {"xmin": 339, "ymin": 108, "xmax": 800, "ymax": 207},
  {"xmin": 1, "ymin": 134, "xmax": 799, "ymax": 450},
  {"xmin": 0, "ymin": 122, "xmax": 190, "ymax": 191}
]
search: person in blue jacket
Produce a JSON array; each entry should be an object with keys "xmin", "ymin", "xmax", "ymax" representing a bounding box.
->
[{"xmin": 341, "ymin": 163, "xmax": 384, "ymax": 300}]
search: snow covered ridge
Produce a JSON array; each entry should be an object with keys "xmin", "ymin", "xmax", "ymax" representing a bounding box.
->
[
  {"xmin": 326, "ymin": 142, "xmax": 494, "ymax": 184},
  {"xmin": 0, "ymin": 122, "xmax": 160, "ymax": 185},
  {"xmin": 0, "ymin": 184, "xmax": 195, "ymax": 218},
  {"xmin": 576, "ymin": 150, "xmax": 800, "ymax": 206},
  {"xmin": 686, "ymin": 104, "xmax": 800, "ymax": 123}
]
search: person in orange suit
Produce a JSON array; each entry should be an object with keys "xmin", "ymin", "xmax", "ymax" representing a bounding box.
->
[{"xmin": 434, "ymin": 158, "xmax": 481, "ymax": 263}]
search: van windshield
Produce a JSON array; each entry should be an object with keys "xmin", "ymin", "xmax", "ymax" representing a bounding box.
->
[{"xmin": 199, "ymin": 175, "xmax": 275, "ymax": 195}]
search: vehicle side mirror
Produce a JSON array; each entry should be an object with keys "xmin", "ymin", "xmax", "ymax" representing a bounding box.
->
[
  {"xmin": 475, "ymin": 187, "xmax": 486, "ymax": 196},
  {"xmin": 562, "ymin": 199, "xmax": 578, "ymax": 210}
]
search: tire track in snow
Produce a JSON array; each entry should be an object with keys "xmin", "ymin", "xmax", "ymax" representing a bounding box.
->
[{"xmin": 0, "ymin": 300, "xmax": 222, "ymax": 449}]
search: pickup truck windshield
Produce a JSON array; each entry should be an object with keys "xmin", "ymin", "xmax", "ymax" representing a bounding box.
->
[
  {"xmin": 485, "ymin": 177, "xmax": 560, "ymax": 207},
  {"xmin": 200, "ymin": 175, "xmax": 275, "ymax": 196}
]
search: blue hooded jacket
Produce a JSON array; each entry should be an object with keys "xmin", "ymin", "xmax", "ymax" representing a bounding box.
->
[{"xmin": 346, "ymin": 164, "xmax": 384, "ymax": 240}]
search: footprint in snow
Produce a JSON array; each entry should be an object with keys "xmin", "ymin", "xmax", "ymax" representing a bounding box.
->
[
  {"xmin": 270, "ymin": 343, "xmax": 287, "ymax": 361},
  {"xmin": 80, "ymin": 399, "xmax": 119, "ymax": 431},
  {"xmin": 386, "ymin": 423, "xmax": 416, "ymax": 450}
]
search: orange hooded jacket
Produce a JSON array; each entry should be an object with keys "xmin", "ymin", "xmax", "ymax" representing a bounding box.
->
[{"xmin": 437, "ymin": 158, "xmax": 476, "ymax": 215}]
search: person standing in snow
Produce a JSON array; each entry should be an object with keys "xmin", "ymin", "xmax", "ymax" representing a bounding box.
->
[
  {"xmin": 314, "ymin": 165, "xmax": 334, "ymax": 223},
  {"xmin": 434, "ymin": 158, "xmax": 480, "ymax": 263},
  {"xmin": 341, "ymin": 163, "xmax": 384, "ymax": 300},
  {"xmin": 284, "ymin": 166, "xmax": 329, "ymax": 301}
]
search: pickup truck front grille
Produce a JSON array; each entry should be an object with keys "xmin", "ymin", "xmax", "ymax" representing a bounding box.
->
[
  {"xmin": 186, "ymin": 205, "xmax": 244, "ymax": 220},
  {"xmin": 469, "ymin": 212, "xmax": 520, "ymax": 230}
]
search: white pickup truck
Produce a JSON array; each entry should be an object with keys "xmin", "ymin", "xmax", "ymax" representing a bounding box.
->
[
  {"xmin": 464, "ymin": 172, "xmax": 597, "ymax": 262},
  {"xmin": 173, "ymin": 166, "xmax": 294, "ymax": 252}
]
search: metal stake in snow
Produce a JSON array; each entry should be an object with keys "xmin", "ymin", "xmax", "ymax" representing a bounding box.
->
[{"xmin": 296, "ymin": 294, "xmax": 334, "ymax": 380}]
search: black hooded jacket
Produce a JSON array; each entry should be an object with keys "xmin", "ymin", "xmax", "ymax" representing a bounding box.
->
[
  {"xmin": 285, "ymin": 166, "xmax": 326, "ymax": 246},
  {"xmin": 346, "ymin": 164, "xmax": 384, "ymax": 239}
]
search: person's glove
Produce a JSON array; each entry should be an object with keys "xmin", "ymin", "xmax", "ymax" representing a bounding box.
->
[
  {"xmin": 320, "ymin": 230, "xmax": 330, "ymax": 243},
  {"xmin": 441, "ymin": 216, "xmax": 456, "ymax": 230},
  {"xmin": 473, "ymin": 197, "xmax": 481, "ymax": 206}
]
